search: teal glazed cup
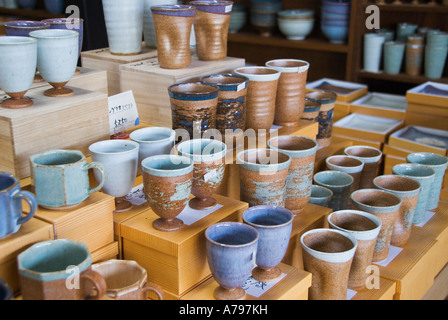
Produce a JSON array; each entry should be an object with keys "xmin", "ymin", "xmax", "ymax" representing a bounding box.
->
[
  {"xmin": 0, "ymin": 36, "xmax": 37, "ymax": 109},
  {"xmin": 424, "ymin": 45, "xmax": 448, "ymax": 79},
  {"xmin": 313, "ymin": 170, "xmax": 354, "ymax": 211},
  {"xmin": 17, "ymin": 239, "xmax": 107, "ymax": 300},
  {"xmin": 396, "ymin": 22, "xmax": 417, "ymax": 42},
  {"xmin": 406, "ymin": 152, "xmax": 448, "ymax": 211},
  {"xmin": 309, "ymin": 184, "xmax": 333, "ymax": 207},
  {"xmin": 30, "ymin": 150, "xmax": 106, "ymax": 210},
  {"xmin": 392, "ymin": 163, "xmax": 436, "ymax": 224},
  {"xmin": 0, "ymin": 172, "xmax": 37, "ymax": 239},
  {"xmin": 237, "ymin": 148, "xmax": 291, "ymax": 207},
  {"xmin": 205, "ymin": 222, "xmax": 258, "ymax": 300},
  {"xmin": 383, "ymin": 41, "xmax": 405, "ymax": 75},
  {"xmin": 177, "ymin": 139, "xmax": 227, "ymax": 210}
]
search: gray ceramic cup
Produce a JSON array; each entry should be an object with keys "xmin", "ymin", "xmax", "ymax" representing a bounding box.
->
[
  {"xmin": 406, "ymin": 152, "xmax": 448, "ymax": 211},
  {"xmin": 392, "ymin": 163, "xmax": 436, "ymax": 224},
  {"xmin": 313, "ymin": 170, "xmax": 354, "ymax": 211},
  {"xmin": 309, "ymin": 184, "xmax": 333, "ymax": 207},
  {"xmin": 242, "ymin": 205, "xmax": 294, "ymax": 282}
]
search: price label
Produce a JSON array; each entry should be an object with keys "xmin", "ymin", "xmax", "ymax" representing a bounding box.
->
[{"xmin": 108, "ymin": 90, "xmax": 140, "ymax": 135}]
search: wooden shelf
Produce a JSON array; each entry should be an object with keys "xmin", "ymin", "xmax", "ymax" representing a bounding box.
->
[
  {"xmin": 0, "ymin": 8, "xmax": 65, "ymax": 19},
  {"xmin": 358, "ymin": 71, "xmax": 448, "ymax": 85},
  {"xmin": 377, "ymin": 3, "xmax": 448, "ymax": 14}
]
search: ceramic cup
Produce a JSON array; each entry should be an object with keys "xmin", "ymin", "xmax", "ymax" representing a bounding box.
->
[
  {"xmin": 141, "ymin": 155, "xmax": 194, "ymax": 231},
  {"xmin": 29, "ymin": 29, "xmax": 79, "ymax": 97},
  {"xmin": 177, "ymin": 139, "xmax": 226, "ymax": 210},
  {"xmin": 89, "ymin": 140, "xmax": 139, "ymax": 213},
  {"xmin": 234, "ymin": 66, "xmax": 281, "ymax": 135},
  {"xmin": 102, "ymin": 0, "xmax": 144, "ymax": 55},
  {"xmin": 406, "ymin": 152, "xmax": 448, "ymax": 211},
  {"xmin": 373, "ymin": 175, "xmax": 421, "ymax": 246},
  {"xmin": 0, "ymin": 172, "xmax": 37, "ymax": 239},
  {"xmin": 41, "ymin": 18, "xmax": 84, "ymax": 58},
  {"xmin": 396, "ymin": 22, "xmax": 417, "ymax": 43},
  {"xmin": 405, "ymin": 44, "xmax": 424, "ymax": 76},
  {"xmin": 301, "ymin": 100, "xmax": 321, "ymax": 123},
  {"xmin": 267, "ymin": 135, "xmax": 318, "ymax": 215},
  {"xmin": 129, "ymin": 126, "xmax": 176, "ymax": 174},
  {"xmin": 237, "ymin": 148, "xmax": 291, "ymax": 207},
  {"xmin": 191, "ymin": 0, "xmax": 233, "ymax": 61},
  {"xmin": 383, "ymin": 41, "xmax": 405, "ymax": 75},
  {"xmin": 424, "ymin": 45, "xmax": 448, "ymax": 79},
  {"xmin": 328, "ymin": 210, "xmax": 381, "ymax": 290},
  {"xmin": 376, "ymin": 28, "xmax": 394, "ymax": 42},
  {"xmin": 18, "ymin": 239, "xmax": 107, "ymax": 300},
  {"xmin": 344, "ymin": 145, "xmax": 383, "ymax": 189},
  {"xmin": 392, "ymin": 163, "xmax": 436, "ymax": 224},
  {"xmin": 300, "ymin": 228, "xmax": 357, "ymax": 300},
  {"xmin": 313, "ymin": 170, "xmax": 354, "ymax": 211},
  {"xmin": 363, "ymin": 33, "xmax": 386, "ymax": 73},
  {"xmin": 3, "ymin": 20, "xmax": 50, "ymax": 37},
  {"xmin": 309, "ymin": 184, "xmax": 333, "ymax": 207},
  {"xmin": 426, "ymin": 31, "xmax": 448, "ymax": 47},
  {"xmin": 305, "ymin": 90, "xmax": 338, "ymax": 148},
  {"xmin": 265, "ymin": 59, "xmax": 310, "ymax": 127},
  {"xmin": 205, "ymin": 222, "xmax": 259, "ymax": 300},
  {"xmin": 351, "ymin": 189, "xmax": 402, "ymax": 262},
  {"xmin": 0, "ymin": 36, "xmax": 37, "ymax": 109},
  {"xmin": 168, "ymin": 82, "xmax": 219, "ymax": 139},
  {"xmin": 0, "ymin": 278, "xmax": 13, "ymax": 300},
  {"xmin": 151, "ymin": 4, "xmax": 195, "ymax": 69},
  {"xmin": 91, "ymin": 260, "xmax": 165, "ymax": 300},
  {"xmin": 242, "ymin": 205, "xmax": 294, "ymax": 282},
  {"xmin": 143, "ymin": 0, "xmax": 177, "ymax": 48},
  {"xmin": 30, "ymin": 149, "xmax": 106, "ymax": 210}
]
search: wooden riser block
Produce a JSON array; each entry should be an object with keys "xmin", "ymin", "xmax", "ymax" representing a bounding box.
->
[
  {"xmin": 0, "ymin": 86, "xmax": 109, "ymax": 179},
  {"xmin": 404, "ymin": 111, "xmax": 448, "ymax": 132},
  {"xmin": 119, "ymin": 56, "xmax": 245, "ymax": 127},
  {"xmin": 120, "ymin": 194, "xmax": 249, "ymax": 297},
  {"xmin": 350, "ymin": 277, "xmax": 397, "ymax": 300},
  {"xmin": 91, "ymin": 241, "xmax": 120, "ymax": 264},
  {"xmin": 180, "ymin": 263, "xmax": 312, "ymax": 300},
  {"xmin": 34, "ymin": 192, "xmax": 115, "ymax": 254},
  {"xmin": 0, "ymin": 218, "xmax": 54, "ymax": 295},
  {"xmin": 81, "ymin": 46, "xmax": 158, "ymax": 96}
]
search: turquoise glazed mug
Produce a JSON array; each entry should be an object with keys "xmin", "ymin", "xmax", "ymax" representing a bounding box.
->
[
  {"xmin": 30, "ymin": 150, "xmax": 106, "ymax": 210},
  {"xmin": 0, "ymin": 172, "xmax": 37, "ymax": 239}
]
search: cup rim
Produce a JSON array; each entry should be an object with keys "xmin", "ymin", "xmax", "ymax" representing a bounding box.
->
[
  {"xmin": 41, "ymin": 17, "xmax": 84, "ymax": 24},
  {"xmin": 176, "ymin": 138, "xmax": 227, "ymax": 162},
  {"xmin": 351, "ymin": 188, "xmax": 403, "ymax": 212},
  {"xmin": 0, "ymin": 36, "xmax": 37, "ymax": 45},
  {"xmin": 0, "ymin": 172, "xmax": 19, "ymax": 193},
  {"xmin": 327, "ymin": 210, "xmax": 382, "ymax": 241},
  {"xmin": 406, "ymin": 152, "xmax": 448, "ymax": 167},
  {"xmin": 30, "ymin": 150, "xmax": 85, "ymax": 167},
  {"xmin": 200, "ymin": 74, "xmax": 249, "ymax": 88},
  {"xmin": 392, "ymin": 163, "xmax": 436, "ymax": 178},
  {"xmin": 236, "ymin": 148, "xmax": 291, "ymax": 172},
  {"xmin": 129, "ymin": 127, "xmax": 176, "ymax": 144},
  {"xmin": 313, "ymin": 170, "xmax": 354, "ymax": 188},
  {"xmin": 205, "ymin": 222, "xmax": 259, "ymax": 248},
  {"xmin": 242, "ymin": 205, "xmax": 294, "ymax": 230},
  {"xmin": 29, "ymin": 29, "xmax": 79, "ymax": 39},
  {"xmin": 310, "ymin": 184, "xmax": 333, "ymax": 198},
  {"xmin": 305, "ymin": 90, "xmax": 337, "ymax": 104},
  {"xmin": 325, "ymin": 155, "xmax": 364, "ymax": 173},
  {"xmin": 168, "ymin": 82, "xmax": 219, "ymax": 100},
  {"xmin": 373, "ymin": 174, "xmax": 421, "ymax": 197},
  {"xmin": 89, "ymin": 139, "xmax": 140, "ymax": 155},
  {"xmin": 234, "ymin": 66, "xmax": 281, "ymax": 81},
  {"xmin": 344, "ymin": 145, "xmax": 382, "ymax": 162},
  {"xmin": 265, "ymin": 59, "xmax": 310, "ymax": 73},
  {"xmin": 4, "ymin": 20, "xmax": 50, "ymax": 29},
  {"xmin": 141, "ymin": 154, "xmax": 194, "ymax": 176},
  {"xmin": 267, "ymin": 135, "xmax": 318, "ymax": 157}
]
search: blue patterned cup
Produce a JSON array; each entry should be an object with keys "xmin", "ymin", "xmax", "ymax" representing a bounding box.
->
[
  {"xmin": 206, "ymin": 222, "xmax": 258, "ymax": 300},
  {"xmin": 242, "ymin": 205, "xmax": 293, "ymax": 282}
]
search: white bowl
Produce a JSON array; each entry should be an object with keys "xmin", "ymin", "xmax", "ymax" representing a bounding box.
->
[{"xmin": 278, "ymin": 18, "xmax": 315, "ymax": 40}]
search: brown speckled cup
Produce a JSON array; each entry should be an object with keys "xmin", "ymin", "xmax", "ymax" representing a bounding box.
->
[{"xmin": 344, "ymin": 145, "xmax": 383, "ymax": 189}]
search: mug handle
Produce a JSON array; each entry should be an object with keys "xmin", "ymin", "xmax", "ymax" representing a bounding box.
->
[
  {"xmin": 83, "ymin": 162, "xmax": 106, "ymax": 195},
  {"xmin": 81, "ymin": 269, "xmax": 107, "ymax": 300},
  {"xmin": 141, "ymin": 281, "xmax": 165, "ymax": 300},
  {"xmin": 14, "ymin": 191, "xmax": 38, "ymax": 226}
]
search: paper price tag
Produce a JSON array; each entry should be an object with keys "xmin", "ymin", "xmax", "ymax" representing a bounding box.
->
[
  {"xmin": 236, "ymin": 82, "xmax": 246, "ymax": 92},
  {"xmin": 108, "ymin": 90, "xmax": 140, "ymax": 135},
  {"xmin": 225, "ymin": 5, "xmax": 232, "ymax": 13},
  {"xmin": 203, "ymin": 169, "xmax": 218, "ymax": 182}
]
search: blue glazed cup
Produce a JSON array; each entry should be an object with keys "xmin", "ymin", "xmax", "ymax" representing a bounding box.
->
[
  {"xmin": 392, "ymin": 163, "xmax": 436, "ymax": 224},
  {"xmin": 0, "ymin": 172, "xmax": 37, "ymax": 239},
  {"xmin": 205, "ymin": 222, "xmax": 258, "ymax": 300},
  {"xmin": 242, "ymin": 205, "xmax": 293, "ymax": 282},
  {"xmin": 406, "ymin": 152, "xmax": 448, "ymax": 211},
  {"xmin": 30, "ymin": 150, "xmax": 106, "ymax": 210},
  {"xmin": 313, "ymin": 170, "xmax": 354, "ymax": 211},
  {"xmin": 3, "ymin": 20, "xmax": 50, "ymax": 37}
]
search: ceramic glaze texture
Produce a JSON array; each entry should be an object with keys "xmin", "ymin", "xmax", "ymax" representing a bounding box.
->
[
  {"xmin": 383, "ymin": 41, "xmax": 405, "ymax": 75},
  {"xmin": 242, "ymin": 206, "xmax": 293, "ymax": 282},
  {"xmin": 344, "ymin": 145, "xmax": 383, "ymax": 189},
  {"xmin": 351, "ymin": 189, "xmax": 402, "ymax": 262},
  {"xmin": 41, "ymin": 18, "xmax": 84, "ymax": 57},
  {"xmin": 373, "ymin": 175, "xmax": 420, "ymax": 246},
  {"xmin": 313, "ymin": 170, "xmax": 354, "ymax": 211},
  {"xmin": 265, "ymin": 59, "xmax": 310, "ymax": 127},
  {"xmin": 168, "ymin": 82, "xmax": 219, "ymax": 138},
  {"xmin": 0, "ymin": 172, "xmax": 37, "ymax": 239},
  {"xmin": 205, "ymin": 222, "xmax": 259, "ymax": 300},
  {"xmin": 406, "ymin": 152, "xmax": 448, "ymax": 211},
  {"xmin": 300, "ymin": 228, "xmax": 357, "ymax": 300},
  {"xmin": 234, "ymin": 66, "xmax": 280, "ymax": 134},
  {"xmin": 102, "ymin": 0, "xmax": 144, "ymax": 55},
  {"xmin": 151, "ymin": 5, "xmax": 195, "ymax": 69},
  {"xmin": 237, "ymin": 148, "xmax": 291, "ymax": 207},
  {"xmin": 191, "ymin": 1, "xmax": 233, "ymax": 61},
  {"xmin": 3, "ymin": 20, "xmax": 49, "ymax": 37},
  {"xmin": 328, "ymin": 210, "xmax": 381, "ymax": 290},
  {"xmin": 267, "ymin": 135, "xmax": 318, "ymax": 214},
  {"xmin": 305, "ymin": 90, "xmax": 337, "ymax": 147},
  {"xmin": 143, "ymin": 0, "xmax": 177, "ymax": 48},
  {"xmin": 309, "ymin": 185, "xmax": 333, "ymax": 207},
  {"xmin": 141, "ymin": 155, "xmax": 194, "ymax": 231},
  {"xmin": 392, "ymin": 163, "xmax": 435, "ymax": 224}
]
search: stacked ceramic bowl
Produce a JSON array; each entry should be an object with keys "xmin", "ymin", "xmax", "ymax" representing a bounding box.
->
[
  {"xmin": 277, "ymin": 9, "xmax": 315, "ymax": 40},
  {"xmin": 250, "ymin": 0, "xmax": 282, "ymax": 37},
  {"xmin": 229, "ymin": 2, "xmax": 247, "ymax": 34},
  {"xmin": 320, "ymin": 0, "xmax": 351, "ymax": 44}
]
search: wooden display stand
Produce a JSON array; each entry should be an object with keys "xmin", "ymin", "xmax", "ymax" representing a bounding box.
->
[
  {"xmin": 349, "ymin": 92, "xmax": 407, "ymax": 121},
  {"xmin": 350, "ymin": 278, "xmax": 397, "ymax": 301},
  {"xmin": 81, "ymin": 46, "xmax": 158, "ymax": 96},
  {"xmin": 119, "ymin": 194, "xmax": 249, "ymax": 299},
  {"xmin": 0, "ymin": 85, "xmax": 109, "ymax": 179},
  {"xmin": 181, "ymin": 263, "xmax": 312, "ymax": 300},
  {"xmin": 119, "ymin": 56, "xmax": 246, "ymax": 127},
  {"xmin": 0, "ymin": 218, "xmax": 54, "ymax": 295}
]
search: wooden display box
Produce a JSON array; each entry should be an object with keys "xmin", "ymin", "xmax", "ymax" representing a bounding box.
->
[
  {"xmin": 406, "ymin": 81, "xmax": 448, "ymax": 109},
  {"xmin": 350, "ymin": 92, "xmax": 407, "ymax": 120},
  {"xmin": 0, "ymin": 86, "xmax": 109, "ymax": 179},
  {"xmin": 181, "ymin": 263, "xmax": 312, "ymax": 300},
  {"xmin": 91, "ymin": 241, "xmax": 120, "ymax": 264},
  {"xmin": 119, "ymin": 194, "xmax": 249, "ymax": 299},
  {"xmin": 33, "ymin": 192, "xmax": 115, "ymax": 254},
  {"xmin": 306, "ymin": 78, "xmax": 368, "ymax": 103},
  {"xmin": 119, "ymin": 56, "xmax": 245, "ymax": 127},
  {"xmin": 81, "ymin": 46, "xmax": 158, "ymax": 96},
  {"xmin": 332, "ymin": 134, "xmax": 383, "ymax": 150},
  {"xmin": 0, "ymin": 218, "xmax": 54, "ymax": 295}
]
